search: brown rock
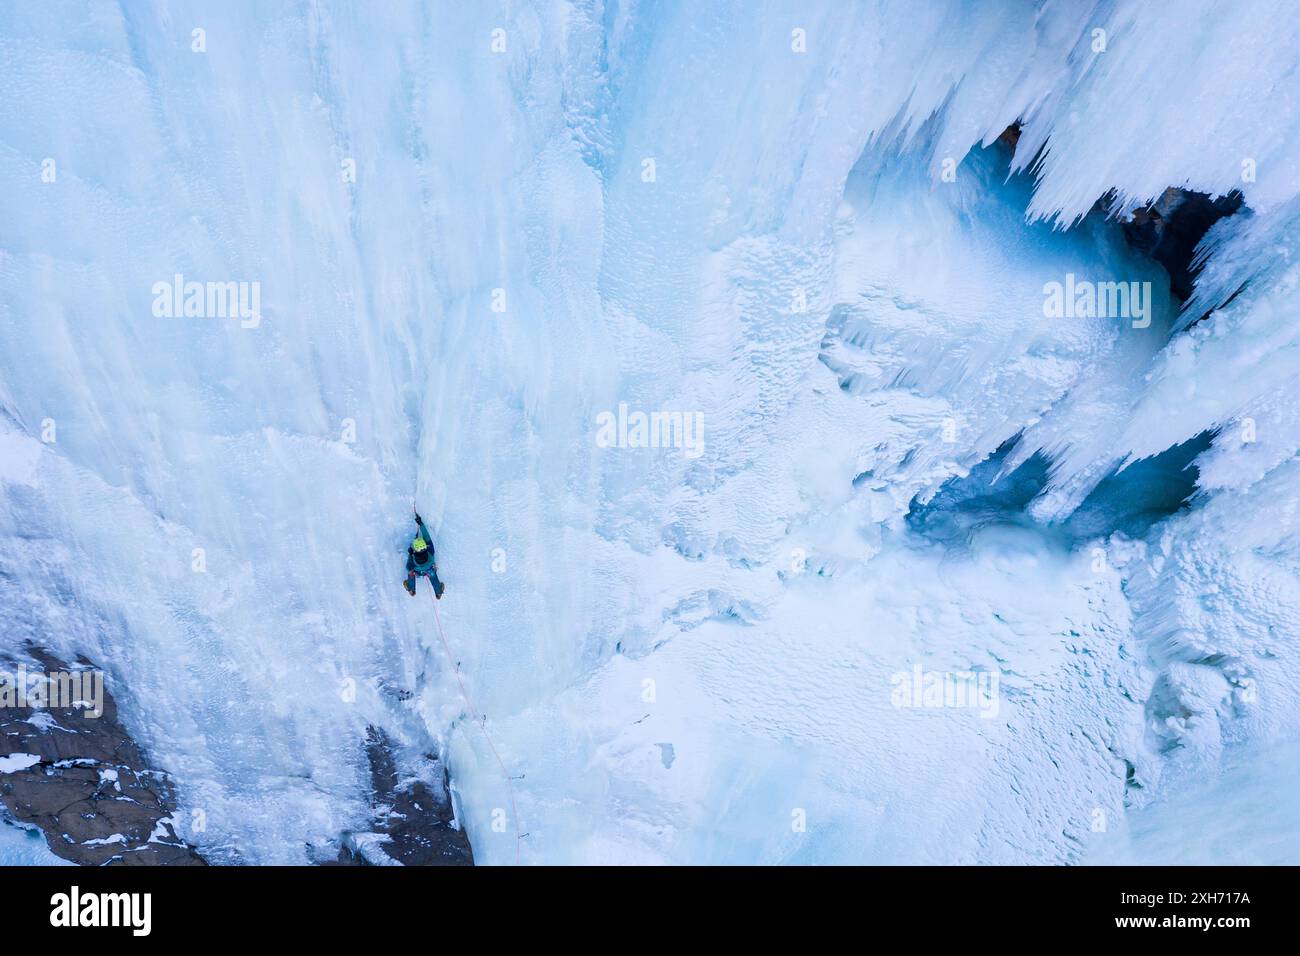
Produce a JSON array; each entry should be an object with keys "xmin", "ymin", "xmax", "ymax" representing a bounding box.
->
[{"xmin": 0, "ymin": 647, "xmax": 205, "ymax": 866}]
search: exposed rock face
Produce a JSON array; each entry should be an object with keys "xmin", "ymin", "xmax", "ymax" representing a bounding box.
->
[
  {"xmin": 1122, "ymin": 186, "xmax": 1244, "ymax": 300},
  {"xmin": 0, "ymin": 646, "xmax": 205, "ymax": 866},
  {"xmin": 328, "ymin": 726, "xmax": 473, "ymax": 866}
]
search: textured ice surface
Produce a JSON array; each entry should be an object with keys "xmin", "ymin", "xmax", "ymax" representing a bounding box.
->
[
  {"xmin": 0, "ymin": 820, "xmax": 73, "ymax": 866},
  {"xmin": 3, "ymin": 1, "xmax": 1300, "ymax": 864},
  {"xmin": 1086, "ymin": 738, "xmax": 1300, "ymax": 865}
]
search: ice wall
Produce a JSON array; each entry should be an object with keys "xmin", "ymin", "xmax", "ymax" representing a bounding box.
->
[{"xmin": 3, "ymin": 0, "xmax": 1300, "ymax": 864}]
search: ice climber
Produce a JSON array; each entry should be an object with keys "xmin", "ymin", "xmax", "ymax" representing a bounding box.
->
[{"xmin": 404, "ymin": 512, "xmax": 446, "ymax": 599}]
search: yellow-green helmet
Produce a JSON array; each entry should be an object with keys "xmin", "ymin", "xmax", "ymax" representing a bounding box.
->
[{"xmin": 412, "ymin": 535, "xmax": 428, "ymax": 553}]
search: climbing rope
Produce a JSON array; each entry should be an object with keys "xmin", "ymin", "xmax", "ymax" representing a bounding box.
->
[{"xmin": 429, "ymin": 588, "xmax": 523, "ymax": 865}]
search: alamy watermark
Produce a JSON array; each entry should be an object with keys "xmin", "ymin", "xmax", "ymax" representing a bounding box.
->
[
  {"xmin": 50, "ymin": 886, "xmax": 151, "ymax": 936},
  {"xmin": 1042, "ymin": 273, "xmax": 1152, "ymax": 328},
  {"xmin": 890, "ymin": 665, "xmax": 1000, "ymax": 718},
  {"xmin": 152, "ymin": 273, "xmax": 262, "ymax": 328},
  {"xmin": 0, "ymin": 664, "xmax": 105, "ymax": 719},
  {"xmin": 595, "ymin": 402, "xmax": 704, "ymax": 459}
]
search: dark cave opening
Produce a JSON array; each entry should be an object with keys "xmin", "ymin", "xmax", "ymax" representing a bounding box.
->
[{"xmin": 906, "ymin": 430, "xmax": 1215, "ymax": 547}]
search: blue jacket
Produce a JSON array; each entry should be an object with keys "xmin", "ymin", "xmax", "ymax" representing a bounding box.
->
[
  {"xmin": 407, "ymin": 548, "xmax": 436, "ymax": 573},
  {"xmin": 407, "ymin": 519, "xmax": 436, "ymax": 573}
]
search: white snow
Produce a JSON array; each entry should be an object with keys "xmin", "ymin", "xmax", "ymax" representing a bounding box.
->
[
  {"xmin": 346, "ymin": 832, "xmax": 400, "ymax": 867},
  {"xmin": 0, "ymin": 754, "xmax": 41, "ymax": 774},
  {"xmin": 79, "ymin": 833, "xmax": 127, "ymax": 847},
  {"xmin": 1087, "ymin": 738, "xmax": 1300, "ymax": 865},
  {"xmin": 2, "ymin": 1, "xmax": 1299, "ymax": 864},
  {"xmin": 24, "ymin": 712, "xmax": 63, "ymax": 732},
  {"xmin": 98, "ymin": 767, "xmax": 122, "ymax": 792}
]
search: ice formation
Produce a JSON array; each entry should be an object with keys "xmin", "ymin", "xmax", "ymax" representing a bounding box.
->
[{"xmin": 2, "ymin": 1, "xmax": 1299, "ymax": 864}]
